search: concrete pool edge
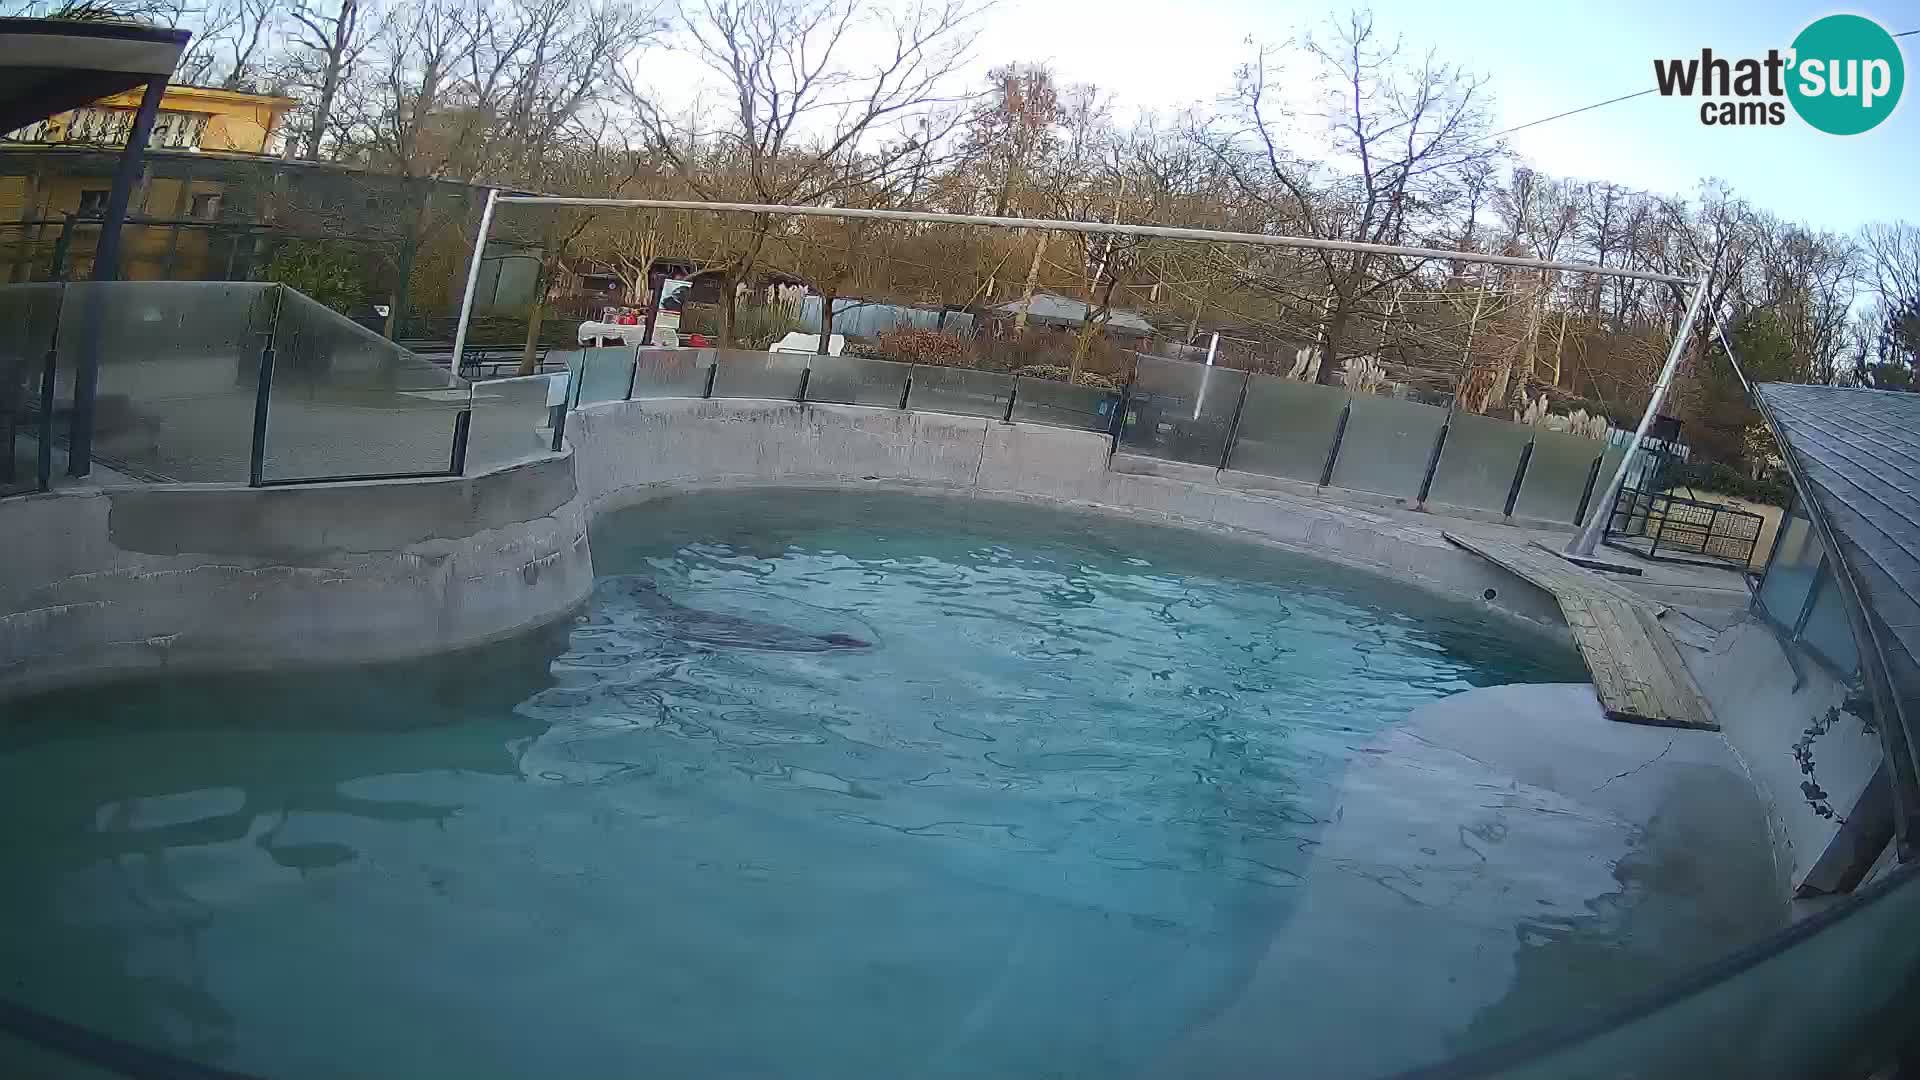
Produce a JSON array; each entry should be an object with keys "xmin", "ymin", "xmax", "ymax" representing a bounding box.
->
[
  {"xmin": 571, "ymin": 397, "xmax": 1572, "ymax": 644},
  {"xmin": 0, "ymin": 452, "xmax": 594, "ymax": 702},
  {"xmin": 2, "ymin": 396, "xmax": 1578, "ymax": 701}
]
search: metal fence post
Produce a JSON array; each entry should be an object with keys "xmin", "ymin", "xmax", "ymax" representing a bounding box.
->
[
  {"xmin": 1503, "ymin": 440, "xmax": 1534, "ymax": 517},
  {"xmin": 1216, "ymin": 372, "xmax": 1252, "ymax": 471},
  {"xmin": 449, "ymin": 409, "xmax": 472, "ymax": 475},
  {"xmin": 1648, "ymin": 494, "xmax": 1672, "ymax": 558},
  {"xmin": 35, "ymin": 343, "xmax": 56, "ymax": 493},
  {"xmin": 248, "ymin": 284, "xmax": 288, "ymax": 487},
  {"xmin": 1319, "ymin": 402, "xmax": 1352, "ymax": 487},
  {"xmin": 1573, "ymin": 454, "xmax": 1605, "ymax": 526},
  {"xmin": 1416, "ymin": 418, "xmax": 1450, "ymax": 505},
  {"xmin": 247, "ymin": 343, "xmax": 275, "ymax": 487}
]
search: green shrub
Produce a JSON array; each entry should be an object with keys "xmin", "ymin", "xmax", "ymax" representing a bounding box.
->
[
  {"xmin": 267, "ymin": 239, "xmax": 372, "ymax": 314},
  {"xmin": 1668, "ymin": 460, "xmax": 1793, "ymax": 507}
]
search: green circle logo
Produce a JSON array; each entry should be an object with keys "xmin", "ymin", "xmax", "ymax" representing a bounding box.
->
[{"xmin": 1787, "ymin": 14, "xmax": 1904, "ymax": 135}]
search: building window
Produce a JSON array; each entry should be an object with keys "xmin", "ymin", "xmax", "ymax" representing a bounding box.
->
[
  {"xmin": 189, "ymin": 192, "xmax": 221, "ymax": 220},
  {"xmin": 150, "ymin": 111, "xmax": 209, "ymax": 150},
  {"xmin": 76, "ymin": 190, "xmax": 110, "ymax": 218}
]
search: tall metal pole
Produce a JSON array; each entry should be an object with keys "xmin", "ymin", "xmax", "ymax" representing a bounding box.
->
[
  {"xmin": 1194, "ymin": 331, "xmax": 1219, "ymax": 420},
  {"xmin": 448, "ymin": 187, "xmax": 499, "ymax": 387},
  {"xmin": 1567, "ymin": 272, "xmax": 1713, "ymax": 557},
  {"xmin": 70, "ymin": 75, "xmax": 167, "ymax": 478}
]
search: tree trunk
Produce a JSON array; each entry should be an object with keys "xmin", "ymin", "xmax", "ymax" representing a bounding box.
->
[
  {"xmin": 816, "ymin": 285, "xmax": 835, "ymax": 354},
  {"xmin": 719, "ymin": 271, "xmax": 738, "ymax": 348},
  {"xmin": 1316, "ymin": 305, "xmax": 1350, "ymax": 386},
  {"xmin": 1549, "ymin": 310, "xmax": 1570, "ymax": 388},
  {"xmin": 306, "ymin": 70, "xmax": 338, "ymax": 159},
  {"xmin": 1505, "ymin": 275, "xmax": 1547, "ymax": 410},
  {"xmin": 1071, "ymin": 275, "xmax": 1120, "ymax": 381},
  {"xmin": 1014, "ymin": 230, "xmax": 1048, "ymax": 335},
  {"xmin": 517, "ymin": 252, "xmax": 557, "ymax": 375}
]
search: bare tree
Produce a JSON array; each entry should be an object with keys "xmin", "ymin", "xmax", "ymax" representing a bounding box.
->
[
  {"xmin": 1213, "ymin": 11, "xmax": 1500, "ymax": 385},
  {"xmin": 287, "ymin": 0, "xmax": 368, "ymax": 159},
  {"xmin": 622, "ymin": 0, "xmax": 986, "ymax": 345},
  {"xmin": 1862, "ymin": 222, "xmax": 1920, "ymax": 310}
]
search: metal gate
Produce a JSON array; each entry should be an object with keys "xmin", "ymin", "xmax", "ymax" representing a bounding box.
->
[{"xmin": 1604, "ymin": 485, "xmax": 1766, "ymax": 570}]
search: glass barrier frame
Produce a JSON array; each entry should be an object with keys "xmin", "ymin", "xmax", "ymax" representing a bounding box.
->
[{"xmin": 255, "ymin": 287, "xmax": 470, "ymax": 487}]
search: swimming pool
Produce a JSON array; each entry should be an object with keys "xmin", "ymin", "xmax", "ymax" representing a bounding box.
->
[{"xmin": 0, "ymin": 490, "xmax": 1782, "ymax": 1078}]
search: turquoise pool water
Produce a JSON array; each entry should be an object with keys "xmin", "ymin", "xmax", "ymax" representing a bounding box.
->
[{"xmin": 2, "ymin": 490, "xmax": 1773, "ymax": 1078}]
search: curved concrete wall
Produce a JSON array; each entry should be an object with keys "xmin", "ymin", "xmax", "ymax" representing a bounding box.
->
[
  {"xmin": 0, "ymin": 453, "xmax": 592, "ymax": 700},
  {"xmin": 0, "ymin": 397, "xmax": 1576, "ymax": 701},
  {"xmin": 569, "ymin": 397, "xmax": 1569, "ymax": 636}
]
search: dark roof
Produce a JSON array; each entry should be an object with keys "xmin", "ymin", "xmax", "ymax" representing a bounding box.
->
[
  {"xmin": 0, "ymin": 18, "xmax": 190, "ymax": 135},
  {"xmin": 1758, "ymin": 384, "xmax": 1920, "ymax": 664},
  {"xmin": 991, "ymin": 292, "xmax": 1155, "ymax": 336},
  {"xmin": 1756, "ymin": 382, "xmax": 1920, "ymax": 840}
]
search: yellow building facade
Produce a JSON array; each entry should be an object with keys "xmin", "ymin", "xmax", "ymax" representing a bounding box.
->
[{"xmin": 1, "ymin": 84, "xmax": 297, "ymax": 281}]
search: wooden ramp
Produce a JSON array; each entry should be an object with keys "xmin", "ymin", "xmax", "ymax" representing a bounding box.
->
[{"xmin": 1445, "ymin": 532, "xmax": 1718, "ymax": 731}]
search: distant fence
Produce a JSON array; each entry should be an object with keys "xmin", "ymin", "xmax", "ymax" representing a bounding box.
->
[
  {"xmin": 0, "ymin": 276, "xmax": 1658, "ymax": 536},
  {"xmin": 0, "ymin": 281, "xmax": 563, "ymax": 498},
  {"xmin": 794, "ymin": 296, "xmax": 975, "ymax": 339},
  {"xmin": 557, "ymin": 345, "xmax": 1638, "ymax": 529}
]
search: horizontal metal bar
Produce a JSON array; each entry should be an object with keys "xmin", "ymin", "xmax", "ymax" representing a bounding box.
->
[
  {"xmin": 492, "ymin": 197, "xmax": 1694, "ymax": 285},
  {"xmin": 254, "ymin": 469, "xmax": 456, "ymax": 487}
]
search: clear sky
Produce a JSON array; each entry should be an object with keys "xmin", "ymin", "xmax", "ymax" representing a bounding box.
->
[{"xmin": 965, "ymin": 0, "xmax": 1917, "ymax": 234}]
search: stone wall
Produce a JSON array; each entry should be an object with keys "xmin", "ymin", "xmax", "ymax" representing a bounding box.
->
[{"xmin": 0, "ymin": 453, "xmax": 592, "ymax": 700}]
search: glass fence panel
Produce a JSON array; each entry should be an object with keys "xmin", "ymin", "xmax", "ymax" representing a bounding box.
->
[
  {"xmin": 1329, "ymin": 394, "xmax": 1448, "ymax": 499},
  {"xmin": 263, "ymin": 288, "xmax": 465, "ymax": 481},
  {"xmin": 1117, "ymin": 355, "xmax": 1248, "ymax": 466},
  {"xmin": 1010, "ymin": 378, "xmax": 1120, "ymax": 431},
  {"xmin": 1798, "ymin": 566, "xmax": 1859, "ymax": 674},
  {"xmin": 1512, "ymin": 430, "xmax": 1605, "ymax": 524},
  {"xmin": 1463, "ymin": 864, "xmax": 1920, "ymax": 1079},
  {"xmin": 0, "ymin": 283, "xmax": 62, "ymax": 495},
  {"xmin": 57, "ymin": 280, "xmax": 277, "ymax": 483},
  {"xmin": 805, "ymin": 355, "xmax": 911, "ymax": 407},
  {"xmin": 711, "ymin": 350, "xmax": 807, "ymax": 400},
  {"xmin": 907, "ymin": 365, "xmax": 1013, "ymax": 419},
  {"xmin": 1758, "ymin": 513, "xmax": 1822, "ymax": 631},
  {"xmin": 631, "ymin": 348, "xmax": 714, "ymax": 399},
  {"xmin": 466, "ymin": 376, "xmax": 557, "ymax": 472},
  {"xmin": 574, "ymin": 347, "xmax": 638, "ymax": 405},
  {"xmin": 1583, "ymin": 444, "xmax": 1628, "ymax": 525},
  {"xmin": 1425, "ymin": 411, "xmax": 1533, "ymax": 513},
  {"xmin": 1224, "ymin": 375, "xmax": 1347, "ymax": 483}
]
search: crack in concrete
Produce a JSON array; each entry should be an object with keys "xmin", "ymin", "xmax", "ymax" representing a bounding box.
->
[{"xmin": 1593, "ymin": 737, "xmax": 1676, "ymax": 791}]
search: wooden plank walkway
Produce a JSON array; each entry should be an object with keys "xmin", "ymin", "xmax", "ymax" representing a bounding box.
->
[{"xmin": 1445, "ymin": 532, "xmax": 1718, "ymax": 730}]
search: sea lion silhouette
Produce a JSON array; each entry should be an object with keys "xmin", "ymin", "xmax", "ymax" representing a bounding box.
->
[{"xmin": 614, "ymin": 577, "xmax": 872, "ymax": 652}]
